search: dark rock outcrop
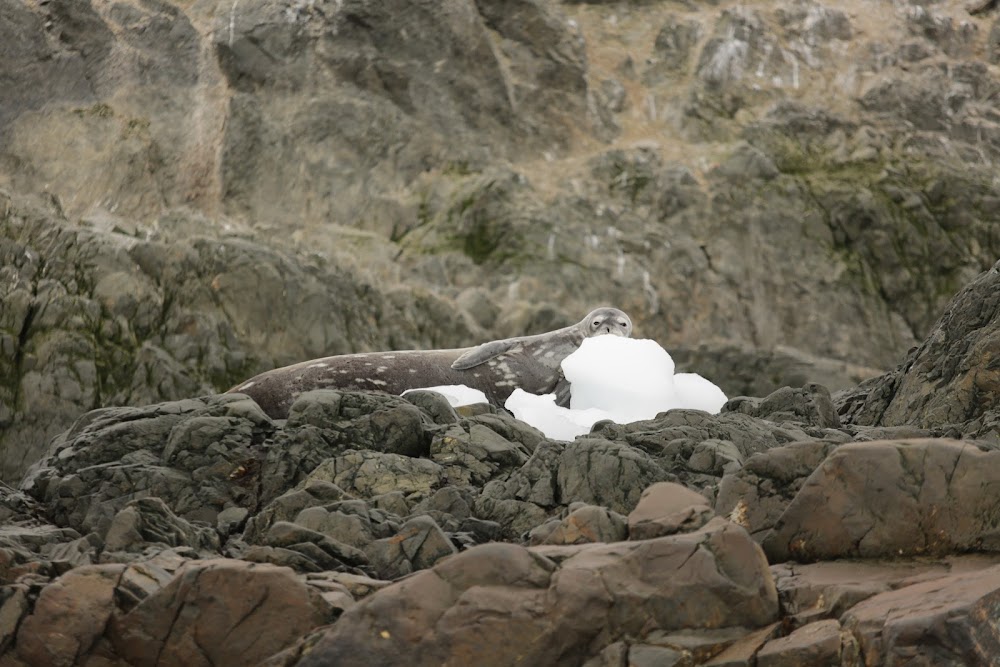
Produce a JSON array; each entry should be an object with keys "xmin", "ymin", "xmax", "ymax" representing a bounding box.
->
[{"xmin": 839, "ymin": 259, "xmax": 1000, "ymax": 436}]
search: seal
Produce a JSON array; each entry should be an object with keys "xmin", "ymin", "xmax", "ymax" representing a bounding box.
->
[{"xmin": 227, "ymin": 307, "xmax": 633, "ymax": 419}]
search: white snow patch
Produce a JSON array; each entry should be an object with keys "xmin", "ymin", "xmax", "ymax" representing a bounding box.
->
[
  {"xmin": 673, "ymin": 373, "xmax": 729, "ymax": 414},
  {"xmin": 506, "ymin": 389, "xmax": 613, "ymax": 441},
  {"xmin": 507, "ymin": 336, "xmax": 728, "ymax": 439},
  {"xmin": 403, "ymin": 385, "xmax": 489, "ymax": 407}
]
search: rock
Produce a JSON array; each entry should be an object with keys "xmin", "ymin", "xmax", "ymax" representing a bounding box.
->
[
  {"xmin": 265, "ymin": 521, "xmax": 369, "ymax": 570},
  {"xmin": 112, "ymin": 559, "xmax": 336, "ymax": 666},
  {"xmin": 763, "ymin": 439, "xmax": 1000, "ymax": 562},
  {"xmin": 21, "ymin": 395, "xmax": 271, "ymax": 535},
  {"xmin": 242, "ymin": 481, "xmax": 348, "ymax": 545},
  {"xmin": 104, "ymin": 497, "xmax": 220, "ymax": 556},
  {"xmin": 528, "ymin": 504, "xmax": 627, "ymax": 546},
  {"xmin": 115, "ymin": 559, "xmax": 178, "ymax": 613},
  {"xmin": 727, "ymin": 384, "xmax": 841, "ymax": 429},
  {"xmin": 627, "ymin": 482, "xmax": 714, "ymax": 540},
  {"xmin": 284, "ymin": 390, "xmax": 432, "ymax": 459},
  {"xmin": 402, "ymin": 390, "xmax": 461, "ymax": 425},
  {"xmin": 482, "ymin": 438, "xmax": 671, "ymax": 518},
  {"xmin": 646, "ymin": 15, "xmax": 703, "ymax": 79},
  {"xmin": 301, "ymin": 450, "xmax": 446, "ymax": 499},
  {"xmin": 756, "ymin": 619, "xmax": 842, "ymax": 667},
  {"xmin": 715, "ymin": 440, "xmax": 843, "ymax": 543},
  {"xmin": 284, "ymin": 520, "xmax": 777, "ymax": 666},
  {"xmin": 13, "ymin": 564, "xmax": 124, "ymax": 667},
  {"xmin": 671, "ymin": 344, "xmax": 884, "ymax": 401},
  {"xmin": 5, "ymin": 2, "xmax": 1000, "ymax": 662},
  {"xmin": 627, "ymin": 644, "xmax": 685, "ymax": 667},
  {"xmin": 216, "ymin": 506, "xmax": 249, "ymax": 536},
  {"xmin": 368, "ymin": 515, "xmax": 458, "ymax": 579},
  {"xmin": 840, "ymin": 260, "xmax": 1000, "ymax": 434},
  {"xmin": 429, "ymin": 420, "xmax": 531, "ymax": 486},
  {"xmin": 594, "ymin": 410, "xmax": 818, "ymax": 499},
  {"xmin": 841, "ymin": 563, "xmax": 1000, "ymax": 666},
  {"xmin": 0, "ymin": 584, "xmax": 30, "ymax": 655},
  {"xmin": 703, "ymin": 623, "xmax": 781, "ymax": 666}
]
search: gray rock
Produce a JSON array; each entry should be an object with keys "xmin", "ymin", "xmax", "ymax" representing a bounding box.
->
[
  {"xmin": 402, "ymin": 390, "xmax": 461, "ymax": 425},
  {"xmin": 264, "ymin": 521, "xmax": 369, "ymax": 571},
  {"xmin": 104, "ymin": 497, "xmax": 220, "ymax": 556},
  {"xmin": 112, "ymin": 559, "xmax": 337, "ymax": 666},
  {"xmin": 480, "ymin": 437, "xmax": 672, "ymax": 532},
  {"xmin": 593, "ymin": 409, "xmax": 813, "ymax": 489},
  {"xmin": 628, "ymin": 644, "xmax": 685, "ymax": 667},
  {"xmin": 756, "ymin": 619, "xmax": 841, "ymax": 667},
  {"xmin": 841, "ymin": 563, "xmax": 1000, "ymax": 666},
  {"xmin": 13, "ymin": 564, "xmax": 125, "ymax": 667},
  {"xmin": 302, "ymin": 450, "xmax": 446, "ymax": 500},
  {"xmin": 839, "ymin": 260, "xmax": 1000, "ymax": 435},
  {"xmin": 217, "ymin": 506, "xmax": 249, "ymax": 536},
  {"xmin": 368, "ymin": 515, "xmax": 458, "ymax": 580},
  {"xmin": 285, "ymin": 390, "xmax": 432, "ymax": 459},
  {"xmin": 727, "ymin": 384, "xmax": 841, "ymax": 429},
  {"xmin": 22, "ymin": 395, "xmax": 270, "ymax": 535},
  {"xmin": 242, "ymin": 481, "xmax": 348, "ymax": 545},
  {"xmin": 430, "ymin": 421, "xmax": 531, "ymax": 486}
]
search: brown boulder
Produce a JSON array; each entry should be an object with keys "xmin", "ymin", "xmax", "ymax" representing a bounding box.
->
[
  {"xmin": 286, "ymin": 520, "xmax": 777, "ymax": 666},
  {"xmin": 13, "ymin": 564, "xmax": 124, "ymax": 667},
  {"xmin": 111, "ymin": 559, "xmax": 335, "ymax": 667},
  {"xmin": 763, "ymin": 439, "xmax": 1000, "ymax": 562},
  {"xmin": 628, "ymin": 481, "xmax": 714, "ymax": 539}
]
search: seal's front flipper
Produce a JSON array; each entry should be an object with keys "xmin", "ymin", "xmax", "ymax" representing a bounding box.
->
[
  {"xmin": 554, "ymin": 379, "xmax": 572, "ymax": 408},
  {"xmin": 451, "ymin": 338, "xmax": 520, "ymax": 370}
]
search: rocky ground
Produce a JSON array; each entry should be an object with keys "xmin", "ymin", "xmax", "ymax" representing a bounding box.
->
[
  {"xmin": 0, "ymin": 262, "xmax": 997, "ymax": 665},
  {"xmin": 2, "ymin": 0, "xmax": 1000, "ymax": 664}
]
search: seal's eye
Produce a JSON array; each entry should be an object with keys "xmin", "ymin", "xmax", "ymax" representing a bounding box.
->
[
  {"xmin": 592, "ymin": 320, "xmax": 601, "ymax": 327},
  {"xmin": 618, "ymin": 319, "xmax": 628, "ymax": 327}
]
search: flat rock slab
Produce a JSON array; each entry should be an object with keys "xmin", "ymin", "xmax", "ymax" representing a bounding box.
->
[
  {"xmin": 842, "ymin": 563, "xmax": 1000, "ymax": 665},
  {"xmin": 763, "ymin": 439, "xmax": 1000, "ymax": 562},
  {"xmin": 771, "ymin": 554, "xmax": 1000, "ymax": 624},
  {"xmin": 756, "ymin": 619, "xmax": 842, "ymax": 667}
]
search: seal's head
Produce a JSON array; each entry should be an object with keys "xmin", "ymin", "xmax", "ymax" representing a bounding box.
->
[{"xmin": 582, "ymin": 307, "xmax": 632, "ymax": 338}]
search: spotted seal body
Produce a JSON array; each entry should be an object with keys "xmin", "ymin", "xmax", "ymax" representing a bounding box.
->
[{"xmin": 227, "ymin": 307, "xmax": 632, "ymax": 419}]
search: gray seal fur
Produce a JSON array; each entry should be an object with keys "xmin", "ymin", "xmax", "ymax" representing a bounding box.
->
[{"xmin": 227, "ymin": 307, "xmax": 633, "ymax": 418}]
